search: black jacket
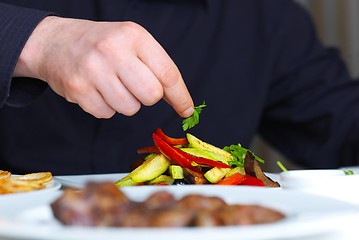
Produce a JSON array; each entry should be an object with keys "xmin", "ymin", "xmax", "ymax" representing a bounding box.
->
[{"xmin": 1, "ymin": 0, "xmax": 358, "ymax": 174}]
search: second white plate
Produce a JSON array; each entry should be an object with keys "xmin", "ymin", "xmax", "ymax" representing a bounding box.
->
[{"xmin": 0, "ymin": 185, "xmax": 357, "ymax": 240}]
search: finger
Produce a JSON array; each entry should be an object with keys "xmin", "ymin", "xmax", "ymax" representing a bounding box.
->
[
  {"xmin": 161, "ymin": 78, "xmax": 194, "ymax": 117},
  {"xmin": 137, "ymin": 34, "xmax": 194, "ymax": 117},
  {"xmin": 71, "ymin": 88, "xmax": 116, "ymax": 119},
  {"xmin": 95, "ymin": 74, "xmax": 141, "ymax": 116},
  {"xmin": 116, "ymin": 56, "xmax": 163, "ymax": 107}
]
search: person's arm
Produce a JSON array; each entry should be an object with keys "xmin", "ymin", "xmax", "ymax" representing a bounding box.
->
[
  {"xmin": 259, "ymin": 1, "xmax": 359, "ymax": 168},
  {"xmin": 0, "ymin": 3, "xmax": 50, "ymax": 109},
  {"xmin": 1, "ymin": 5, "xmax": 194, "ymax": 118}
]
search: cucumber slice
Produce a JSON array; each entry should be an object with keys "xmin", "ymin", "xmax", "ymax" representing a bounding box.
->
[
  {"xmin": 186, "ymin": 133, "xmax": 234, "ymax": 162},
  {"xmin": 115, "ymin": 176, "xmax": 137, "ymax": 187},
  {"xmin": 168, "ymin": 165, "xmax": 184, "ymax": 179},
  {"xmin": 204, "ymin": 167, "xmax": 231, "ymax": 183},
  {"xmin": 149, "ymin": 175, "xmax": 175, "ymax": 185},
  {"xmin": 225, "ymin": 166, "xmax": 246, "ymax": 177},
  {"xmin": 116, "ymin": 154, "xmax": 171, "ymax": 184},
  {"xmin": 181, "ymin": 148, "xmax": 230, "ymax": 164}
]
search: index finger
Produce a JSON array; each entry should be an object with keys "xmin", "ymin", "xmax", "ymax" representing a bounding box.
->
[{"xmin": 137, "ymin": 33, "xmax": 194, "ymax": 117}]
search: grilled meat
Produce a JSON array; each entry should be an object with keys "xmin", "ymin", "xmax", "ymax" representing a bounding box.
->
[{"xmin": 51, "ymin": 182, "xmax": 285, "ymax": 227}]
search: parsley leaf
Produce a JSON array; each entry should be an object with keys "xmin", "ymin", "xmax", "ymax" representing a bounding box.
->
[
  {"xmin": 182, "ymin": 102, "xmax": 206, "ymax": 131},
  {"xmin": 224, "ymin": 143, "xmax": 264, "ymax": 167}
]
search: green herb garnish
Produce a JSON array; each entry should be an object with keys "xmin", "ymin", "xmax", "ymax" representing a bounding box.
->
[
  {"xmin": 277, "ymin": 161, "xmax": 288, "ymax": 172},
  {"xmin": 182, "ymin": 102, "xmax": 206, "ymax": 131},
  {"xmin": 343, "ymin": 169, "xmax": 355, "ymax": 175},
  {"xmin": 224, "ymin": 144, "xmax": 264, "ymax": 167}
]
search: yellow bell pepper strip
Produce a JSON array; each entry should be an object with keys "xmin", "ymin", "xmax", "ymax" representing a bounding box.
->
[{"xmin": 155, "ymin": 128, "xmax": 189, "ymax": 145}]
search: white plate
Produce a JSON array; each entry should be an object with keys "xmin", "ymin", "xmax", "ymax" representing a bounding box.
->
[
  {"xmin": 0, "ymin": 180, "xmax": 61, "ymax": 217},
  {"xmin": 280, "ymin": 169, "xmax": 359, "ymax": 204},
  {"xmin": 55, "ymin": 173, "xmax": 281, "ymax": 189},
  {"xmin": 0, "ymin": 179, "xmax": 61, "ymax": 199},
  {"xmin": 55, "ymin": 173, "xmax": 126, "ymax": 189},
  {"xmin": 0, "ymin": 185, "xmax": 357, "ymax": 240}
]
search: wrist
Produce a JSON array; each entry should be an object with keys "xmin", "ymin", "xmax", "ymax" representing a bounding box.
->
[{"xmin": 13, "ymin": 16, "xmax": 59, "ymax": 80}]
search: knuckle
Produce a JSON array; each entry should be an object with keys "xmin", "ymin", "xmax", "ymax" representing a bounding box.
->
[
  {"xmin": 63, "ymin": 77, "xmax": 86, "ymax": 95},
  {"xmin": 93, "ymin": 21, "xmax": 147, "ymax": 59},
  {"xmin": 96, "ymin": 110, "xmax": 116, "ymax": 119},
  {"xmin": 143, "ymin": 87, "xmax": 163, "ymax": 106},
  {"xmin": 84, "ymin": 104, "xmax": 116, "ymax": 119},
  {"xmin": 159, "ymin": 65, "xmax": 181, "ymax": 88},
  {"xmin": 117, "ymin": 22, "xmax": 149, "ymax": 49},
  {"xmin": 120, "ymin": 21, "xmax": 146, "ymax": 39},
  {"xmin": 120, "ymin": 102, "xmax": 141, "ymax": 116},
  {"xmin": 63, "ymin": 94, "xmax": 76, "ymax": 104},
  {"xmin": 94, "ymin": 35, "xmax": 116, "ymax": 54},
  {"xmin": 78, "ymin": 52, "xmax": 98, "ymax": 73}
]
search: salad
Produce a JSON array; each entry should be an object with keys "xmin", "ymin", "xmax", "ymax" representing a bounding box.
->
[
  {"xmin": 116, "ymin": 103, "xmax": 279, "ymax": 187},
  {"xmin": 115, "ymin": 128, "xmax": 279, "ymax": 187}
]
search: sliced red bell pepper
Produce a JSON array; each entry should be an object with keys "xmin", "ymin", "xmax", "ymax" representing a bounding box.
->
[
  {"xmin": 155, "ymin": 128, "xmax": 189, "ymax": 145},
  {"xmin": 241, "ymin": 175, "xmax": 265, "ymax": 186},
  {"xmin": 152, "ymin": 133, "xmax": 202, "ymax": 173},
  {"xmin": 136, "ymin": 146, "xmax": 160, "ymax": 154},
  {"xmin": 174, "ymin": 148, "xmax": 230, "ymax": 169},
  {"xmin": 217, "ymin": 172, "xmax": 246, "ymax": 185}
]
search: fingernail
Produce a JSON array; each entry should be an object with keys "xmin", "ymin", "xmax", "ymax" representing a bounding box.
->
[{"xmin": 182, "ymin": 107, "xmax": 194, "ymax": 118}]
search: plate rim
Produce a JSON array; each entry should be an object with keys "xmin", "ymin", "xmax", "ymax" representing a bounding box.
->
[
  {"xmin": 0, "ymin": 179, "xmax": 61, "ymax": 199},
  {"xmin": 0, "ymin": 185, "xmax": 357, "ymax": 240}
]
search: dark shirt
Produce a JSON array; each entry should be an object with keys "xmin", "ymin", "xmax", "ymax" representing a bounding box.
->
[{"xmin": 0, "ymin": 0, "xmax": 359, "ymax": 175}]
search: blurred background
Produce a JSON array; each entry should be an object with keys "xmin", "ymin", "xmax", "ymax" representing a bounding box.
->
[{"xmin": 252, "ymin": 0, "xmax": 359, "ymax": 172}]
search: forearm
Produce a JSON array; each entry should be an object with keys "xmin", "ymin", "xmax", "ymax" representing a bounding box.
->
[{"xmin": 14, "ymin": 16, "xmax": 57, "ymax": 79}]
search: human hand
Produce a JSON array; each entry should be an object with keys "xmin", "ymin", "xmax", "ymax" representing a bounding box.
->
[{"xmin": 14, "ymin": 16, "xmax": 194, "ymax": 118}]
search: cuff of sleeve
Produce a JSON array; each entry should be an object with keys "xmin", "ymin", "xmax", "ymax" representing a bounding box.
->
[
  {"xmin": 6, "ymin": 77, "xmax": 48, "ymax": 107},
  {"xmin": 0, "ymin": 3, "xmax": 52, "ymax": 107}
]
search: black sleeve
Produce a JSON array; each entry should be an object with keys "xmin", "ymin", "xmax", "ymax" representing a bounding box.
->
[
  {"xmin": 0, "ymin": 3, "xmax": 51, "ymax": 108},
  {"xmin": 259, "ymin": 1, "xmax": 359, "ymax": 168}
]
